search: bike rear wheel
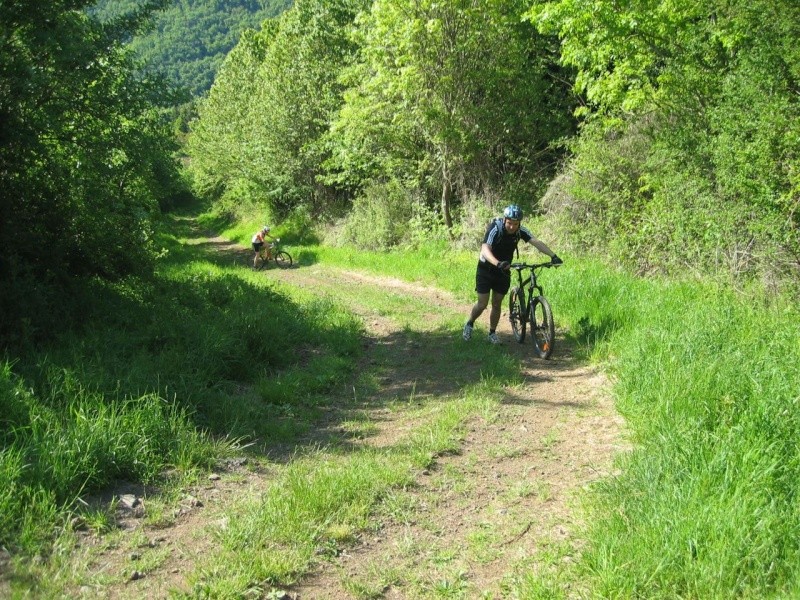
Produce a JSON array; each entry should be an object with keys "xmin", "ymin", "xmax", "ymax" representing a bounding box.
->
[
  {"xmin": 255, "ymin": 253, "xmax": 268, "ymax": 270},
  {"xmin": 509, "ymin": 286, "xmax": 526, "ymax": 343},
  {"xmin": 274, "ymin": 251, "xmax": 292, "ymax": 269},
  {"xmin": 530, "ymin": 296, "xmax": 555, "ymax": 359}
]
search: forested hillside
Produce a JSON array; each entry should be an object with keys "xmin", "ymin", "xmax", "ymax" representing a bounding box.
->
[
  {"xmin": 92, "ymin": 0, "xmax": 292, "ymax": 96},
  {"xmin": 188, "ymin": 0, "xmax": 578, "ymax": 242}
]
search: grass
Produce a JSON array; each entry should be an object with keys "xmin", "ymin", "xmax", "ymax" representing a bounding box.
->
[
  {"xmin": 0, "ymin": 212, "xmax": 364, "ymax": 574},
  {"xmin": 513, "ymin": 264, "xmax": 800, "ymax": 598},
  {"xmin": 578, "ymin": 282, "xmax": 800, "ymax": 598},
  {"xmin": 308, "ymin": 241, "xmax": 477, "ymax": 302},
  {"xmin": 176, "ymin": 392, "xmax": 505, "ymax": 597},
  {"xmin": 0, "ymin": 206, "xmax": 522, "ymax": 597},
  {"xmin": 340, "ymin": 560, "xmax": 402, "ymax": 598}
]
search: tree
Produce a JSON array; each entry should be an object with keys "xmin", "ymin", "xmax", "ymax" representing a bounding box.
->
[
  {"xmin": 529, "ymin": 0, "xmax": 800, "ymax": 279},
  {"xmin": 188, "ymin": 0, "xmax": 576, "ymax": 227},
  {"xmin": 325, "ymin": 0, "xmax": 576, "ymax": 226},
  {"xmin": 188, "ymin": 0, "xmax": 369, "ymax": 216},
  {"xmin": 0, "ymin": 0, "xmax": 184, "ymax": 341}
]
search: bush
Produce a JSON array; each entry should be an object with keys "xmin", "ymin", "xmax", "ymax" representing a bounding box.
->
[
  {"xmin": 213, "ymin": 179, "xmax": 269, "ymax": 223},
  {"xmin": 340, "ymin": 180, "xmax": 415, "ymax": 250},
  {"xmin": 450, "ymin": 192, "xmax": 500, "ymax": 252},
  {"xmin": 541, "ymin": 109, "xmax": 800, "ymax": 292}
]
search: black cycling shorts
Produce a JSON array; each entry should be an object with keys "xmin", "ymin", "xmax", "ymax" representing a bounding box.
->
[
  {"xmin": 475, "ymin": 263, "xmax": 511, "ymax": 295},
  {"xmin": 252, "ymin": 242, "xmax": 264, "ymax": 252}
]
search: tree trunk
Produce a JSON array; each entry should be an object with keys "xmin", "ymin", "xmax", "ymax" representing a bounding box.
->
[{"xmin": 441, "ymin": 161, "xmax": 453, "ymax": 229}]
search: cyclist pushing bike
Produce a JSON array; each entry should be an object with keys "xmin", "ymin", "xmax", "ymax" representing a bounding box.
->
[
  {"xmin": 462, "ymin": 204, "xmax": 562, "ymax": 344},
  {"xmin": 252, "ymin": 225, "xmax": 277, "ymax": 269}
]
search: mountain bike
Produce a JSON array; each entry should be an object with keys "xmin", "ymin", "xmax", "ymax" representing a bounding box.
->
[
  {"xmin": 508, "ymin": 261, "xmax": 560, "ymax": 359},
  {"xmin": 255, "ymin": 240, "xmax": 292, "ymax": 270}
]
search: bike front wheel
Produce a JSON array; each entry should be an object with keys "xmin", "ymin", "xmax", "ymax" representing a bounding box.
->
[
  {"xmin": 530, "ymin": 296, "xmax": 555, "ymax": 359},
  {"xmin": 274, "ymin": 251, "xmax": 293, "ymax": 269},
  {"xmin": 509, "ymin": 286, "xmax": 526, "ymax": 343}
]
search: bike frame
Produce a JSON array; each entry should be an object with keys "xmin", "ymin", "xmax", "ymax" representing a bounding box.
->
[
  {"xmin": 258, "ymin": 243, "xmax": 275, "ymax": 261},
  {"xmin": 511, "ymin": 262, "xmax": 549, "ymax": 318},
  {"xmin": 508, "ymin": 261, "xmax": 558, "ymax": 358}
]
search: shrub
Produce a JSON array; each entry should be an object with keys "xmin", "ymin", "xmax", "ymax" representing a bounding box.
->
[{"xmin": 340, "ymin": 180, "xmax": 415, "ymax": 250}]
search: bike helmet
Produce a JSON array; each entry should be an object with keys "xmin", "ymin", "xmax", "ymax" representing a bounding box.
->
[
  {"xmin": 503, "ymin": 204, "xmax": 523, "ymax": 221},
  {"xmin": 262, "ymin": 225, "xmax": 270, "ymax": 233}
]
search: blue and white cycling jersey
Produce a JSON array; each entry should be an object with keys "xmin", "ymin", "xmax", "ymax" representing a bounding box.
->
[{"xmin": 479, "ymin": 218, "xmax": 533, "ymax": 265}]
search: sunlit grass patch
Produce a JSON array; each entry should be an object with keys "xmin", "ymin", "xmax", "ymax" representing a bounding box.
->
[
  {"xmin": 377, "ymin": 488, "xmax": 421, "ymax": 525},
  {"xmin": 466, "ymin": 522, "xmax": 502, "ymax": 564},
  {"xmin": 340, "ymin": 560, "xmax": 402, "ymax": 600},
  {"xmin": 312, "ymin": 243, "xmax": 477, "ymax": 302},
  {"xmin": 339, "ymin": 414, "xmax": 380, "ymax": 440},
  {"xmin": 545, "ymin": 268, "xmax": 800, "ymax": 597}
]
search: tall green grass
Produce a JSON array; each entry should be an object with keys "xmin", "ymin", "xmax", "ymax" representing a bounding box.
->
[
  {"xmin": 0, "ymin": 214, "xmax": 364, "ymax": 559},
  {"xmin": 0, "ymin": 359, "xmax": 219, "ymax": 555},
  {"xmin": 521, "ymin": 260, "xmax": 800, "ymax": 598},
  {"xmin": 584, "ymin": 285, "xmax": 800, "ymax": 598}
]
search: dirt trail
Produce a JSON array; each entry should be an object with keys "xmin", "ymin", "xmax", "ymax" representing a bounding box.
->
[
  {"xmin": 255, "ymin": 259, "xmax": 626, "ymax": 597},
  {"xmin": 69, "ymin": 237, "xmax": 625, "ymax": 599}
]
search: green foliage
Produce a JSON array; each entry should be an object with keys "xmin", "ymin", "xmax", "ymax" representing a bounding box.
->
[
  {"xmin": 0, "ymin": 0, "xmax": 190, "ymax": 344},
  {"xmin": 187, "ymin": 0, "xmax": 368, "ymax": 217},
  {"xmin": 337, "ymin": 179, "xmax": 456, "ymax": 252},
  {"xmin": 531, "ymin": 0, "xmax": 800, "ymax": 287},
  {"xmin": 613, "ymin": 290, "xmax": 799, "ymax": 595},
  {"xmin": 256, "ymin": 353, "xmax": 353, "ymax": 406},
  {"xmin": 326, "ymin": 0, "xmax": 576, "ymax": 225},
  {"xmin": 340, "ymin": 180, "xmax": 419, "ymax": 250},
  {"xmin": 213, "ymin": 179, "xmax": 271, "ymax": 224},
  {"xmin": 0, "ymin": 359, "xmax": 219, "ymax": 554},
  {"xmin": 0, "ymin": 212, "xmax": 366, "ymax": 557},
  {"xmin": 0, "ymin": 447, "xmax": 59, "ymax": 556},
  {"xmin": 185, "ymin": 28, "xmax": 273, "ymax": 201},
  {"xmin": 188, "ymin": 0, "xmax": 576, "ymax": 229}
]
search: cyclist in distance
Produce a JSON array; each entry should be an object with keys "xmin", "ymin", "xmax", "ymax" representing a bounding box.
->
[
  {"xmin": 463, "ymin": 204, "xmax": 562, "ymax": 344},
  {"xmin": 252, "ymin": 225, "xmax": 277, "ymax": 268}
]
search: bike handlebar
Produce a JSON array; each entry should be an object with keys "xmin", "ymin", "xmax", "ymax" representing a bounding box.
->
[{"xmin": 509, "ymin": 261, "xmax": 561, "ymax": 270}]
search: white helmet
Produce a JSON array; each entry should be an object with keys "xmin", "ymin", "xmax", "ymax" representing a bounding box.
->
[{"xmin": 262, "ymin": 225, "xmax": 270, "ymax": 233}]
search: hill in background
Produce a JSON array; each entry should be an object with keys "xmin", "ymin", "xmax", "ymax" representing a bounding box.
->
[{"xmin": 93, "ymin": 0, "xmax": 292, "ymax": 97}]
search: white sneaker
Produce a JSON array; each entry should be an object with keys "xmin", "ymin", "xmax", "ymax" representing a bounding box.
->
[
  {"xmin": 462, "ymin": 322, "xmax": 473, "ymax": 341},
  {"xmin": 487, "ymin": 332, "xmax": 500, "ymax": 344}
]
